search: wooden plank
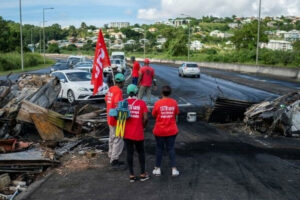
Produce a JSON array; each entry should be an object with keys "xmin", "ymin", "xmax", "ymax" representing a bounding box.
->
[{"xmin": 31, "ymin": 113, "xmax": 64, "ymax": 141}]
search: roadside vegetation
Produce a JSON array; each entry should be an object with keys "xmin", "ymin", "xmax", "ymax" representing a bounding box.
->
[{"xmin": 1, "ymin": 15, "xmax": 299, "ymax": 69}]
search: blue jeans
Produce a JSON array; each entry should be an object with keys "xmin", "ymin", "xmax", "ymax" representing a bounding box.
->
[
  {"xmin": 155, "ymin": 135, "xmax": 177, "ymax": 168},
  {"xmin": 132, "ymin": 77, "xmax": 138, "ymax": 85}
]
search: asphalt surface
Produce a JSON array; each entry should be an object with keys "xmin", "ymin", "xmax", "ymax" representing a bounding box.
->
[
  {"xmin": 5, "ymin": 60, "xmax": 300, "ymax": 200},
  {"xmin": 151, "ymin": 64, "xmax": 278, "ymax": 106}
]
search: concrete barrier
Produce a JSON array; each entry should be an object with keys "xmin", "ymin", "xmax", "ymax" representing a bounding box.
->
[{"xmin": 132, "ymin": 57, "xmax": 300, "ymax": 80}]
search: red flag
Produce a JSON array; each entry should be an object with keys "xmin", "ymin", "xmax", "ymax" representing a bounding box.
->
[{"xmin": 91, "ymin": 29, "xmax": 111, "ymax": 95}]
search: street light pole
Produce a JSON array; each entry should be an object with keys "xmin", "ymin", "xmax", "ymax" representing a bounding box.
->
[
  {"xmin": 43, "ymin": 7, "xmax": 54, "ymax": 64},
  {"xmin": 256, "ymin": 0, "xmax": 262, "ymax": 65},
  {"xmin": 19, "ymin": 0, "xmax": 24, "ymax": 70}
]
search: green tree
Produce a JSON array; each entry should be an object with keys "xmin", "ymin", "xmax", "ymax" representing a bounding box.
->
[
  {"xmin": 293, "ymin": 40, "xmax": 300, "ymax": 51},
  {"xmin": 231, "ymin": 21, "xmax": 268, "ymax": 50},
  {"xmin": 47, "ymin": 43, "xmax": 60, "ymax": 53},
  {"xmin": 167, "ymin": 30, "xmax": 188, "ymax": 56}
]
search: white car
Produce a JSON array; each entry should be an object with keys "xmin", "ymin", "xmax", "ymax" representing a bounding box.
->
[
  {"xmin": 178, "ymin": 62, "xmax": 201, "ymax": 78},
  {"xmin": 51, "ymin": 70, "xmax": 108, "ymax": 103}
]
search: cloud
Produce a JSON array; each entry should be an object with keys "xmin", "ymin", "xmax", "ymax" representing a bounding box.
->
[{"xmin": 137, "ymin": 0, "xmax": 300, "ymax": 21}]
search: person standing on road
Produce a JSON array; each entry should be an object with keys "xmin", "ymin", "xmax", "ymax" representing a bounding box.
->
[
  {"xmin": 124, "ymin": 84, "xmax": 150, "ymax": 182},
  {"xmin": 105, "ymin": 73, "xmax": 125, "ymax": 168},
  {"xmin": 138, "ymin": 58, "xmax": 155, "ymax": 103},
  {"xmin": 106, "ymin": 64, "xmax": 119, "ymax": 87},
  {"xmin": 152, "ymin": 85, "xmax": 180, "ymax": 177},
  {"xmin": 130, "ymin": 56, "xmax": 140, "ymax": 86}
]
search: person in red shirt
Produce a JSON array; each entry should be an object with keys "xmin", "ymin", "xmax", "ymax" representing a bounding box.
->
[
  {"xmin": 137, "ymin": 58, "xmax": 155, "ymax": 103},
  {"xmin": 152, "ymin": 85, "xmax": 180, "ymax": 177},
  {"xmin": 124, "ymin": 84, "xmax": 149, "ymax": 182},
  {"xmin": 105, "ymin": 73, "xmax": 125, "ymax": 168},
  {"xmin": 130, "ymin": 56, "xmax": 140, "ymax": 86}
]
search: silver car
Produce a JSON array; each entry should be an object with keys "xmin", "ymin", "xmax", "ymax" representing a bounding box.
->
[{"xmin": 178, "ymin": 62, "xmax": 201, "ymax": 78}]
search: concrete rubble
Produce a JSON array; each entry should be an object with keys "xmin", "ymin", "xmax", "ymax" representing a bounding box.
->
[{"xmin": 0, "ymin": 73, "xmax": 108, "ymax": 199}]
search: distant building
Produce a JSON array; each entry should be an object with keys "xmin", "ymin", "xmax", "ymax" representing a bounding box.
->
[
  {"xmin": 168, "ymin": 18, "xmax": 191, "ymax": 27},
  {"xmin": 148, "ymin": 27, "xmax": 157, "ymax": 32},
  {"xmin": 132, "ymin": 27, "xmax": 144, "ymax": 33},
  {"xmin": 261, "ymin": 40, "xmax": 293, "ymax": 51},
  {"xmin": 284, "ymin": 30, "xmax": 300, "ymax": 41},
  {"xmin": 190, "ymin": 40, "xmax": 203, "ymax": 50},
  {"xmin": 156, "ymin": 37, "xmax": 167, "ymax": 44},
  {"xmin": 109, "ymin": 22, "xmax": 130, "ymax": 29},
  {"xmin": 228, "ymin": 23, "xmax": 239, "ymax": 29},
  {"xmin": 110, "ymin": 32, "xmax": 126, "ymax": 39},
  {"xmin": 209, "ymin": 30, "xmax": 233, "ymax": 38}
]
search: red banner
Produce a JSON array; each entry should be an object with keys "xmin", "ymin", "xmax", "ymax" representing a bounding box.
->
[{"xmin": 91, "ymin": 29, "xmax": 111, "ymax": 95}]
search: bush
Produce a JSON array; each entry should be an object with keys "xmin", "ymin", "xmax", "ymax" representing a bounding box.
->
[
  {"xmin": 0, "ymin": 52, "xmax": 47, "ymax": 71},
  {"xmin": 47, "ymin": 43, "xmax": 60, "ymax": 53}
]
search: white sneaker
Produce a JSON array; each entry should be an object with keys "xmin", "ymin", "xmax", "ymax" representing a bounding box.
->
[
  {"xmin": 172, "ymin": 168, "xmax": 180, "ymax": 176},
  {"xmin": 152, "ymin": 167, "xmax": 161, "ymax": 176}
]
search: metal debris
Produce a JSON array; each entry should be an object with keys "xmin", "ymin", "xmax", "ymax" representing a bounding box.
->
[{"xmin": 244, "ymin": 92, "xmax": 300, "ymax": 137}]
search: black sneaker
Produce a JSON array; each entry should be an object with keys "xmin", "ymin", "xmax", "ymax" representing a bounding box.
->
[{"xmin": 140, "ymin": 173, "xmax": 150, "ymax": 182}]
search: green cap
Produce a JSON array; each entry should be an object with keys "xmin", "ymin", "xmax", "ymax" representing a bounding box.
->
[
  {"xmin": 127, "ymin": 84, "xmax": 138, "ymax": 95},
  {"xmin": 114, "ymin": 73, "xmax": 125, "ymax": 82}
]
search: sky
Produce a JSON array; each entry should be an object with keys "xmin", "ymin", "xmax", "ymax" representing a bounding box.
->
[{"xmin": 0, "ymin": 0, "xmax": 299, "ymax": 27}]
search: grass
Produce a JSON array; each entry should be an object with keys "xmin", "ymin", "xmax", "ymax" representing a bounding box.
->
[{"xmin": 0, "ymin": 60, "xmax": 54, "ymax": 76}]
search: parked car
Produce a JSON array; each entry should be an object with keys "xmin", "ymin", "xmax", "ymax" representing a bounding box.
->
[
  {"xmin": 74, "ymin": 66, "xmax": 93, "ymax": 73},
  {"xmin": 178, "ymin": 62, "xmax": 201, "ymax": 78},
  {"xmin": 67, "ymin": 55, "xmax": 86, "ymax": 68},
  {"xmin": 111, "ymin": 52, "xmax": 126, "ymax": 72},
  {"xmin": 50, "ymin": 63, "xmax": 69, "ymax": 72},
  {"xmin": 51, "ymin": 70, "xmax": 108, "ymax": 103},
  {"xmin": 74, "ymin": 61, "xmax": 92, "ymax": 68}
]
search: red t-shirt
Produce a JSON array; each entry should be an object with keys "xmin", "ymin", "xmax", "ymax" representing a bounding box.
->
[
  {"xmin": 152, "ymin": 98, "xmax": 179, "ymax": 137},
  {"xmin": 132, "ymin": 61, "xmax": 140, "ymax": 78},
  {"xmin": 124, "ymin": 98, "xmax": 148, "ymax": 141},
  {"xmin": 139, "ymin": 66, "xmax": 154, "ymax": 87},
  {"xmin": 105, "ymin": 86, "xmax": 123, "ymax": 126}
]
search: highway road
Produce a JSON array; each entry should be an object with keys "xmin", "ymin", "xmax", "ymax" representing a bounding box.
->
[
  {"xmin": 15, "ymin": 60, "xmax": 300, "ymax": 200},
  {"xmin": 151, "ymin": 63, "xmax": 278, "ymax": 106}
]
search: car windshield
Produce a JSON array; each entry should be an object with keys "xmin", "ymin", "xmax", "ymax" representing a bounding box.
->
[
  {"xmin": 111, "ymin": 60, "xmax": 121, "ymax": 64},
  {"xmin": 112, "ymin": 55, "xmax": 124, "ymax": 60},
  {"xmin": 186, "ymin": 64, "xmax": 198, "ymax": 68},
  {"xmin": 66, "ymin": 72, "xmax": 91, "ymax": 81}
]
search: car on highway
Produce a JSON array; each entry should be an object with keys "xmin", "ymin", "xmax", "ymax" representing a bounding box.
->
[
  {"xmin": 67, "ymin": 55, "xmax": 86, "ymax": 68},
  {"xmin": 51, "ymin": 70, "xmax": 108, "ymax": 103},
  {"xmin": 178, "ymin": 62, "xmax": 201, "ymax": 78},
  {"xmin": 74, "ymin": 61, "xmax": 92, "ymax": 68},
  {"xmin": 50, "ymin": 62, "xmax": 69, "ymax": 72}
]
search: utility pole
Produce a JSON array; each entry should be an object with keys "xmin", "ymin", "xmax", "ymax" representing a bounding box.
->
[
  {"xmin": 143, "ymin": 29, "xmax": 146, "ymax": 59},
  {"xmin": 181, "ymin": 14, "xmax": 191, "ymax": 61},
  {"xmin": 43, "ymin": 8, "xmax": 54, "ymax": 64},
  {"xmin": 256, "ymin": 0, "xmax": 262, "ymax": 65},
  {"xmin": 19, "ymin": 0, "xmax": 24, "ymax": 70}
]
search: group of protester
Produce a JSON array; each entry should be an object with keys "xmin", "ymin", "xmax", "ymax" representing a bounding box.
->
[{"xmin": 105, "ymin": 58, "xmax": 180, "ymax": 182}]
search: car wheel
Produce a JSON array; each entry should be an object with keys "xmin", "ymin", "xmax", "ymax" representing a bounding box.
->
[{"xmin": 67, "ymin": 90, "xmax": 76, "ymax": 104}]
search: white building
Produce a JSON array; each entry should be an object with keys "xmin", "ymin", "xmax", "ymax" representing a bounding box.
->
[
  {"xmin": 132, "ymin": 27, "xmax": 144, "ymax": 33},
  {"xmin": 210, "ymin": 30, "xmax": 233, "ymax": 38},
  {"xmin": 228, "ymin": 23, "xmax": 239, "ymax": 29},
  {"xmin": 261, "ymin": 40, "xmax": 293, "ymax": 51},
  {"xmin": 284, "ymin": 30, "xmax": 300, "ymax": 41},
  {"xmin": 190, "ymin": 40, "xmax": 203, "ymax": 51},
  {"xmin": 109, "ymin": 22, "xmax": 130, "ymax": 29},
  {"xmin": 157, "ymin": 37, "xmax": 167, "ymax": 44}
]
